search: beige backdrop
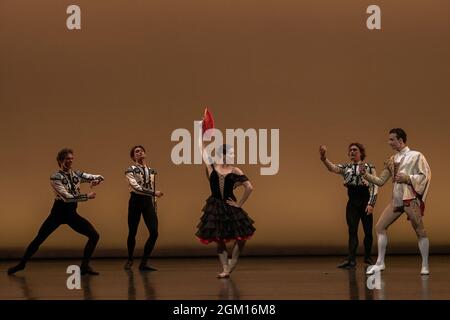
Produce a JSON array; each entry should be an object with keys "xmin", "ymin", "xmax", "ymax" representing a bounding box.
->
[{"xmin": 1, "ymin": 0, "xmax": 449, "ymax": 258}]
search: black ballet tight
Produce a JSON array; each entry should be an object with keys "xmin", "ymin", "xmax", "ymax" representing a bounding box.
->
[
  {"xmin": 20, "ymin": 200, "xmax": 99, "ymax": 268},
  {"xmin": 127, "ymin": 193, "xmax": 158, "ymax": 264}
]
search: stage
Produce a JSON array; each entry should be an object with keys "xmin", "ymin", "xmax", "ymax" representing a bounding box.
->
[{"xmin": 1, "ymin": 256, "xmax": 449, "ymax": 300}]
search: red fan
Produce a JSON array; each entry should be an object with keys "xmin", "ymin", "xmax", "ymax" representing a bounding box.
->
[{"xmin": 202, "ymin": 107, "xmax": 215, "ymax": 137}]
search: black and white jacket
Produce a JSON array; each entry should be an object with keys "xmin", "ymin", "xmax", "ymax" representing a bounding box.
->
[
  {"xmin": 324, "ymin": 160, "xmax": 378, "ymax": 206},
  {"xmin": 125, "ymin": 164, "xmax": 156, "ymax": 197},
  {"xmin": 50, "ymin": 170, "xmax": 104, "ymax": 202}
]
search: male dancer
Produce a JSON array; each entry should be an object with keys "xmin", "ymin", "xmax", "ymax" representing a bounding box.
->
[
  {"xmin": 320, "ymin": 143, "xmax": 378, "ymax": 269},
  {"xmin": 7, "ymin": 148, "xmax": 104, "ymax": 276},
  {"xmin": 124, "ymin": 145, "xmax": 164, "ymax": 271},
  {"xmin": 361, "ymin": 129, "xmax": 431, "ymax": 275}
]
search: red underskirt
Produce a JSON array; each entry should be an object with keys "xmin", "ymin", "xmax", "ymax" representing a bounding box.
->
[{"xmin": 198, "ymin": 234, "xmax": 254, "ymax": 244}]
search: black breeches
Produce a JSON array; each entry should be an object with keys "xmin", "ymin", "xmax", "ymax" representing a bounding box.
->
[
  {"xmin": 127, "ymin": 193, "xmax": 158, "ymax": 261},
  {"xmin": 346, "ymin": 187, "xmax": 373, "ymax": 261},
  {"xmin": 346, "ymin": 201, "xmax": 373, "ymax": 261},
  {"xmin": 22, "ymin": 200, "xmax": 99, "ymax": 266}
]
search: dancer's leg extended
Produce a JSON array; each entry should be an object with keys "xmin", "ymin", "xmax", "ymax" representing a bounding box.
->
[
  {"xmin": 7, "ymin": 213, "xmax": 61, "ymax": 275},
  {"xmin": 366, "ymin": 203, "xmax": 401, "ymax": 274},
  {"xmin": 404, "ymin": 199, "xmax": 429, "ymax": 275}
]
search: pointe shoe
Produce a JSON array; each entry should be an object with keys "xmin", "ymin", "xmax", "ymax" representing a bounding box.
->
[
  {"xmin": 228, "ymin": 259, "xmax": 238, "ymax": 273},
  {"xmin": 366, "ymin": 264, "xmax": 385, "ymax": 275},
  {"xmin": 421, "ymin": 266, "xmax": 430, "ymax": 275},
  {"xmin": 217, "ymin": 271, "xmax": 230, "ymax": 279},
  {"xmin": 217, "ymin": 264, "xmax": 230, "ymax": 278}
]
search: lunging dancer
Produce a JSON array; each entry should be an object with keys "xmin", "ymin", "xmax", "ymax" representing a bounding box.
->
[{"xmin": 7, "ymin": 148, "xmax": 104, "ymax": 276}]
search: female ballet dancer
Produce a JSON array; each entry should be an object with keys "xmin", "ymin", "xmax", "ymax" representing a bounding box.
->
[{"xmin": 196, "ymin": 141, "xmax": 255, "ymax": 278}]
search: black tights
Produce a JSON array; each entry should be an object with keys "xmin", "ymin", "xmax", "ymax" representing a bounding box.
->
[
  {"xmin": 20, "ymin": 200, "xmax": 99, "ymax": 268},
  {"xmin": 127, "ymin": 193, "xmax": 158, "ymax": 264},
  {"xmin": 346, "ymin": 201, "xmax": 373, "ymax": 261}
]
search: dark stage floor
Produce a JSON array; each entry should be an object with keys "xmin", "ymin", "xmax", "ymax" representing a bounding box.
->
[{"xmin": 1, "ymin": 256, "xmax": 450, "ymax": 300}]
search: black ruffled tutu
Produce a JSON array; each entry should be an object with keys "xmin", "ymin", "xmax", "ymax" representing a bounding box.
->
[{"xmin": 196, "ymin": 196, "xmax": 256, "ymax": 244}]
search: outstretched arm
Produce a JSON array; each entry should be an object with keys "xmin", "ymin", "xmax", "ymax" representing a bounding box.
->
[
  {"xmin": 360, "ymin": 160, "xmax": 392, "ymax": 187},
  {"xmin": 198, "ymin": 120, "xmax": 214, "ymax": 178},
  {"xmin": 50, "ymin": 179, "xmax": 95, "ymax": 202},
  {"xmin": 77, "ymin": 171, "xmax": 104, "ymax": 187},
  {"xmin": 319, "ymin": 145, "xmax": 344, "ymax": 174},
  {"xmin": 365, "ymin": 166, "xmax": 378, "ymax": 215},
  {"xmin": 367, "ymin": 166, "xmax": 378, "ymax": 206}
]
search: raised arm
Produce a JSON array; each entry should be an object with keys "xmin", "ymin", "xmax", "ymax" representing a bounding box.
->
[
  {"xmin": 319, "ymin": 145, "xmax": 344, "ymax": 174},
  {"xmin": 198, "ymin": 120, "xmax": 214, "ymax": 178}
]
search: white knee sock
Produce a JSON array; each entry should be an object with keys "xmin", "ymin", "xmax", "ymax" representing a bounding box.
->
[
  {"xmin": 218, "ymin": 252, "xmax": 230, "ymax": 274},
  {"xmin": 229, "ymin": 245, "xmax": 241, "ymax": 272},
  {"xmin": 376, "ymin": 232, "xmax": 388, "ymax": 266},
  {"xmin": 418, "ymin": 237, "xmax": 429, "ymax": 268}
]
